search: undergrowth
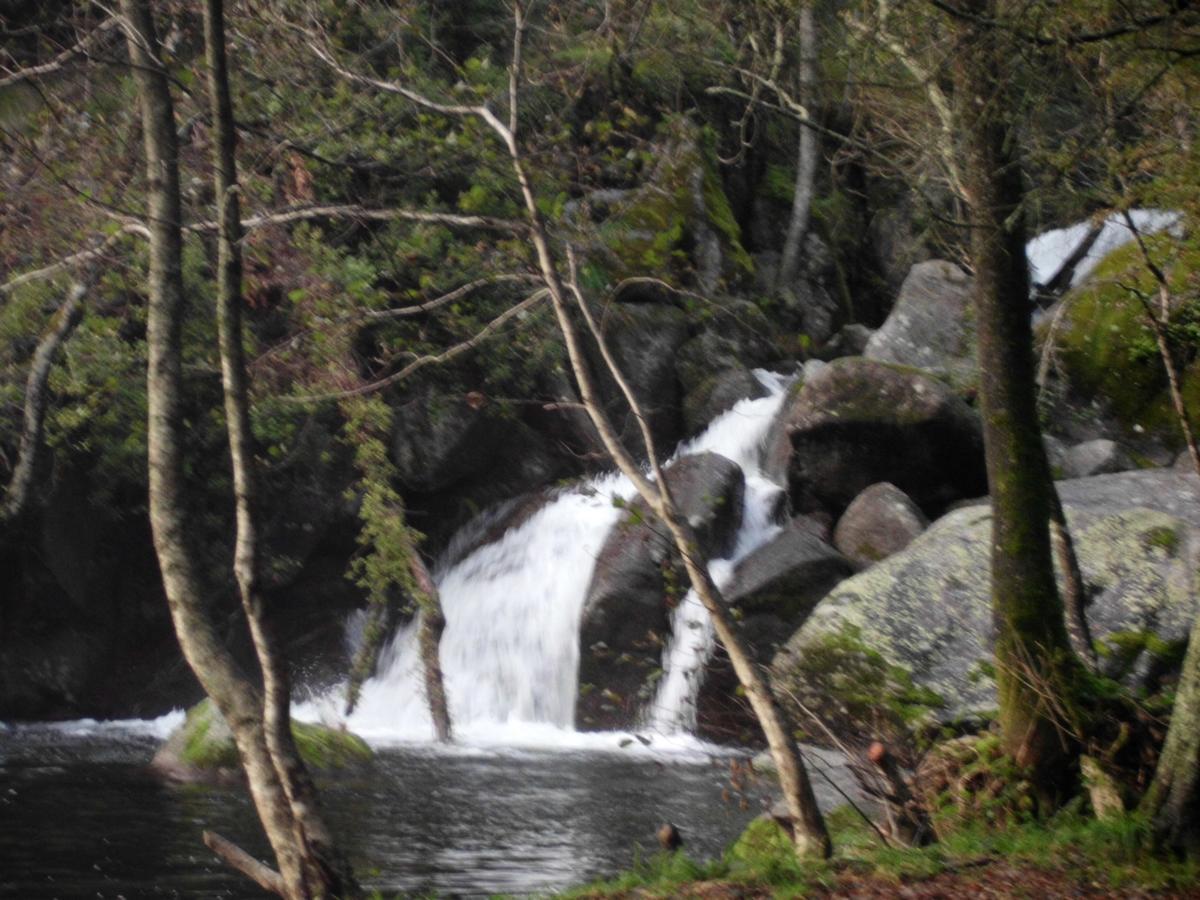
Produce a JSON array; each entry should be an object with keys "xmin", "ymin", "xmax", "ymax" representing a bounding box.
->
[{"xmin": 567, "ymin": 804, "xmax": 1199, "ymax": 897}]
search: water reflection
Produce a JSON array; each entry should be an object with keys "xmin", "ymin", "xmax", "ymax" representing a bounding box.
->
[{"xmin": 1, "ymin": 728, "xmax": 761, "ymax": 898}]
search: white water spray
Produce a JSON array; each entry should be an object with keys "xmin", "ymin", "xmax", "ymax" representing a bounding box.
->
[{"xmin": 297, "ymin": 371, "xmax": 790, "ymax": 747}]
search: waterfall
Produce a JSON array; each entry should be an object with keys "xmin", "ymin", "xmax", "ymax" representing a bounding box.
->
[{"xmin": 297, "ymin": 371, "xmax": 790, "ymax": 747}]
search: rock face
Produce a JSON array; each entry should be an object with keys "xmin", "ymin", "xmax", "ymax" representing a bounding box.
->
[
  {"xmin": 151, "ymin": 699, "xmax": 372, "ymax": 783},
  {"xmin": 772, "ymin": 470, "xmax": 1200, "ymax": 750},
  {"xmin": 766, "ymin": 357, "xmax": 987, "ymax": 516},
  {"xmin": 695, "ymin": 518, "xmax": 854, "ymax": 742},
  {"xmin": 864, "ymin": 260, "xmax": 977, "ymax": 391},
  {"xmin": 587, "ymin": 301, "xmax": 691, "ymax": 456},
  {"xmin": 833, "ymin": 482, "xmax": 929, "ymax": 567},
  {"xmin": 577, "ymin": 452, "xmax": 744, "ymax": 730}
]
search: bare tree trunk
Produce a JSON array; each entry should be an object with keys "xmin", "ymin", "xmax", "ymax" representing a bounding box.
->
[
  {"xmin": 951, "ymin": 0, "xmax": 1083, "ymax": 793},
  {"xmin": 492, "ymin": 62, "xmax": 830, "ymax": 855},
  {"xmin": 775, "ymin": 1, "xmax": 818, "ymax": 293},
  {"xmin": 2, "ymin": 280, "xmax": 86, "ymax": 522},
  {"xmin": 312, "ymin": 3, "xmax": 831, "ymax": 859},
  {"xmin": 202, "ymin": 0, "xmax": 358, "ymax": 893},
  {"xmin": 123, "ymin": 2, "xmax": 349, "ymax": 895},
  {"xmin": 1141, "ymin": 610, "xmax": 1200, "ymax": 855}
]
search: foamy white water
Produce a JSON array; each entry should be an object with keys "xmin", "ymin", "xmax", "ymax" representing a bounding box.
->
[
  {"xmin": 1027, "ymin": 208, "xmax": 1179, "ymax": 290},
  {"xmin": 297, "ymin": 370, "xmax": 791, "ymax": 749},
  {"xmin": 645, "ymin": 378, "xmax": 790, "ymax": 734}
]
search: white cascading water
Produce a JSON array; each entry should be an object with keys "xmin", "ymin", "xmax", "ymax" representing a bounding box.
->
[{"xmin": 297, "ymin": 370, "xmax": 791, "ymax": 747}]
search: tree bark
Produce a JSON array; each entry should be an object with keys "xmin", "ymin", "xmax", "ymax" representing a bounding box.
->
[
  {"xmin": 410, "ymin": 551, "xmax": 453, "ymax": 743},
  {"xmin": 2, "ymin": 280, "xmax": 86, "ymax": 523},
  {"xmin": 1141, "ymin": 610, "xmax": 1200, "ymax": 855},
  {"xmin": 774, "ymin": 2, "xmax": 818, "ymax": 293},
  {"xmin": 502, "ymin": 127, "xmax": 831, "ymax": 861},
  {"xmin": 951, "ymin": 0, "xmax": 1082, "ymax": 791},
  {"xmin": 122, "ymin": 2, "xmax": 348, "ymax": 896},
  {"xmin": 202, "ymin": 0, "xmax": 358, "ymax": 893}
]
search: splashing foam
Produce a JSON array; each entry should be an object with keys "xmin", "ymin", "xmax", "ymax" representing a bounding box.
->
[{"xmin": 295, "ymin": 371, "xmax": 791, "ymax": 754}]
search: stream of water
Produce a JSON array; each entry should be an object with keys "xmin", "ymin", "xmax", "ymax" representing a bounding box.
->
[{"xmin": 296, "ymin": 370, "xmax": 791, "ymax": 747}]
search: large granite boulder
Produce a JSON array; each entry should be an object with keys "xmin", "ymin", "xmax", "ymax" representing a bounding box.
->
[
  {"xmin": 765, "ymin": 357, "xmax": 987, "ymax": 516},
  {"xmin": 151, "ymin": 699, "xmax": 372, "ymax": 783},
  {"xmin": 833, "ymin": 482, "xmax": 929, "ymax": 567},
  {"xmin": 1036, "ymin": 238, "xmax": 1200, "ymax": 459},
  {"xmin": 864, "ymin": 260, "xmax": 977, "ymax": 391},
  {"xmin": 577, "ymin": 452, "xmax": 744, "ymax": 730},
  {"xmin": 772, "ymin": 470, "xmax": 1200, "ymax": 754},
  {"xmin": 695, "ymin": 518, "xmax": 855, "ymax": 742}
]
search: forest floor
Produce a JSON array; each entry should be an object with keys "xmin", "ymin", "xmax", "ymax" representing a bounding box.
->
[{"xmin": 568, "ymin": 807, "xmax": 1200, "ymax": 899}]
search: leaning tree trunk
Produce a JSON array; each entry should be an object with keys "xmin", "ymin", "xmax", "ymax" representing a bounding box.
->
[
  {"xmin": 202, "ymin": 0, "xmax": 358, "ymax": 893},
  {"xmin": 1141, "ymin": 610, "xmax": 1200, "ymax": 856},
  {"xmin": 122, "ymin": 2, "xmax": 344, "ymax": 896},
  {"xmin": 952, "ymin": 0, "xmax": 1082, "ymax": 794},
  {"xmin": 410, "ymin": 551, "xmax": 453, "ymax": 742},
  {"xmin": 775, "ymin": 1, "xmax": 819, "ymax": 293},
  {"xmin": 2, "ymin": 280, "xmax": 86, "ymax": 522},
  {"xmin": 496, "ymin": 122, "xmax": 831, "ymax": 858}
]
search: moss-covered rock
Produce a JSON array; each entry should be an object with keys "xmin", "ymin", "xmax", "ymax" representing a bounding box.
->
[
  {"xmin": 596, "ymin": 117, "xmax": 753, "ymax": 292},
  {"xmin": 151, "ymin": 699, "xmax": 372, "ymax": 782},
  {"xmin": 771, "ymin": 470, "xmax": 1200, "ymax": 755},
  {"xmin": 1041, "ymin": 235, "xmax": 1200, "ymax": 455},
  {"xmin": 764, "ymin": 356, "xmax": 987, "ymax": 516}
]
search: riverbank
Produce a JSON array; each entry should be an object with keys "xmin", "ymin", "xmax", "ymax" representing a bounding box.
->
[{"xmin": 570, "ymin": 806, "xmax": 1200, "ymax": 898}]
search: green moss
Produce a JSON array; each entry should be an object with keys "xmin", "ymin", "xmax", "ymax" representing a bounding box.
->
[
  {"xmin": 180, "ymin": 700, "xmax": 239, "ymax": 769},
  {"xmin": 291, "ymin": 721, "xmax": 373, "ymax": 769},
  {"xmin": 1052, "ymin": 236, "xmax": 1200, "ymax": 449},
  {"xmin": 599, "ymin": 118, "xmax": 752, "ymax": 283},
  {"xmin": 174, "ymin": 699, "xmax": 372, "ymax": 772},
  {"xmin": 780, "ymin": 623, "xmax": 945, "ymax": 752},
  {"xmin": 1143, "ymin": 524, "xmax": 1181, "ymax": 556}
]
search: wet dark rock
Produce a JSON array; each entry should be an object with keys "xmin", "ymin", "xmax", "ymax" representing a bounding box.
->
[
  {"xmin": 577, "ymin": 452, "xmax": 744, "ymax": 731},
  {"xmin": 695, "ymin": 518, "xmax": 854, "ymax": 743},
  {"xmin": 765, "ymin": 357, "xmax": 987, "ymax": 517}
]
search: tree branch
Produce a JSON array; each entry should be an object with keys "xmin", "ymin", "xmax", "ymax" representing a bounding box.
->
[
  {"xmin": 286, "ymin": 288, "xmax": 549, "ymax": 404},
  {"xmin": 0, "ymin": 18, "xmax": 121, "ymax": 88},
  {"xmin": 202, "ymin": 831, "xmax": 286, "ymax": 898}
]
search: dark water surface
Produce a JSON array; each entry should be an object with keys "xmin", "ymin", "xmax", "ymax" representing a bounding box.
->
[{"xmin": 0, "ymin": 723, "xmax": 763, "ymax": 898}]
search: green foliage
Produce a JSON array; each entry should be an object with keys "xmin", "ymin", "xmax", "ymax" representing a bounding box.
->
[
  {"xmin": 580, "ymin": 804, "xmax": 1198, "ymax": 897},
  {"xmin": 781, "ymin": 623, "xmax": 946, "ymax": 753},
  {"xmin": 1054, "ymin": 233, "xmax": 1200, "ymax": 449}
]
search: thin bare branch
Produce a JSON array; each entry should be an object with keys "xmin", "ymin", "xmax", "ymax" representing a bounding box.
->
[
  {"xmin": 286, "ymin": 288, "xmax": 549, "ymax": 404},
  {"xmin": 0, "ymin": 18, "xmax": 121, "ymax": 88}
]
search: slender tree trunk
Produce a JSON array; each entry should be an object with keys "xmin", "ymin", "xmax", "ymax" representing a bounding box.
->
[
  {"xmin": 951, "ymin": 0, "xmax": 1082, "ymax": 791},
  {"xmin": 493, "ymin": 113, "xmax": 830, "ymax": 858},
  {"xmin": 775, "ymin": 2, "xmax": 818, "ymax": 294},
  {"xmin": 2, "ymin": 280, "xmax": 86, "ymax": 522},
  {"xmin": 1141, "ymin": 610, "xmax": 1200, "ymax": 855},
  {"xmin": 202, "ymin": 1, "xmax": 358, "ymax": 893},
  {"xmin": 410, "ymin": 551, "xmax": 453, "ymax": 742},
  {"xmin": 1049, "ymin": 493, "xmax": 1096, "ymax": 671},
  {"xmin": 123, "ymin": 2, "xmax": 345, "ymax": 896}
]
